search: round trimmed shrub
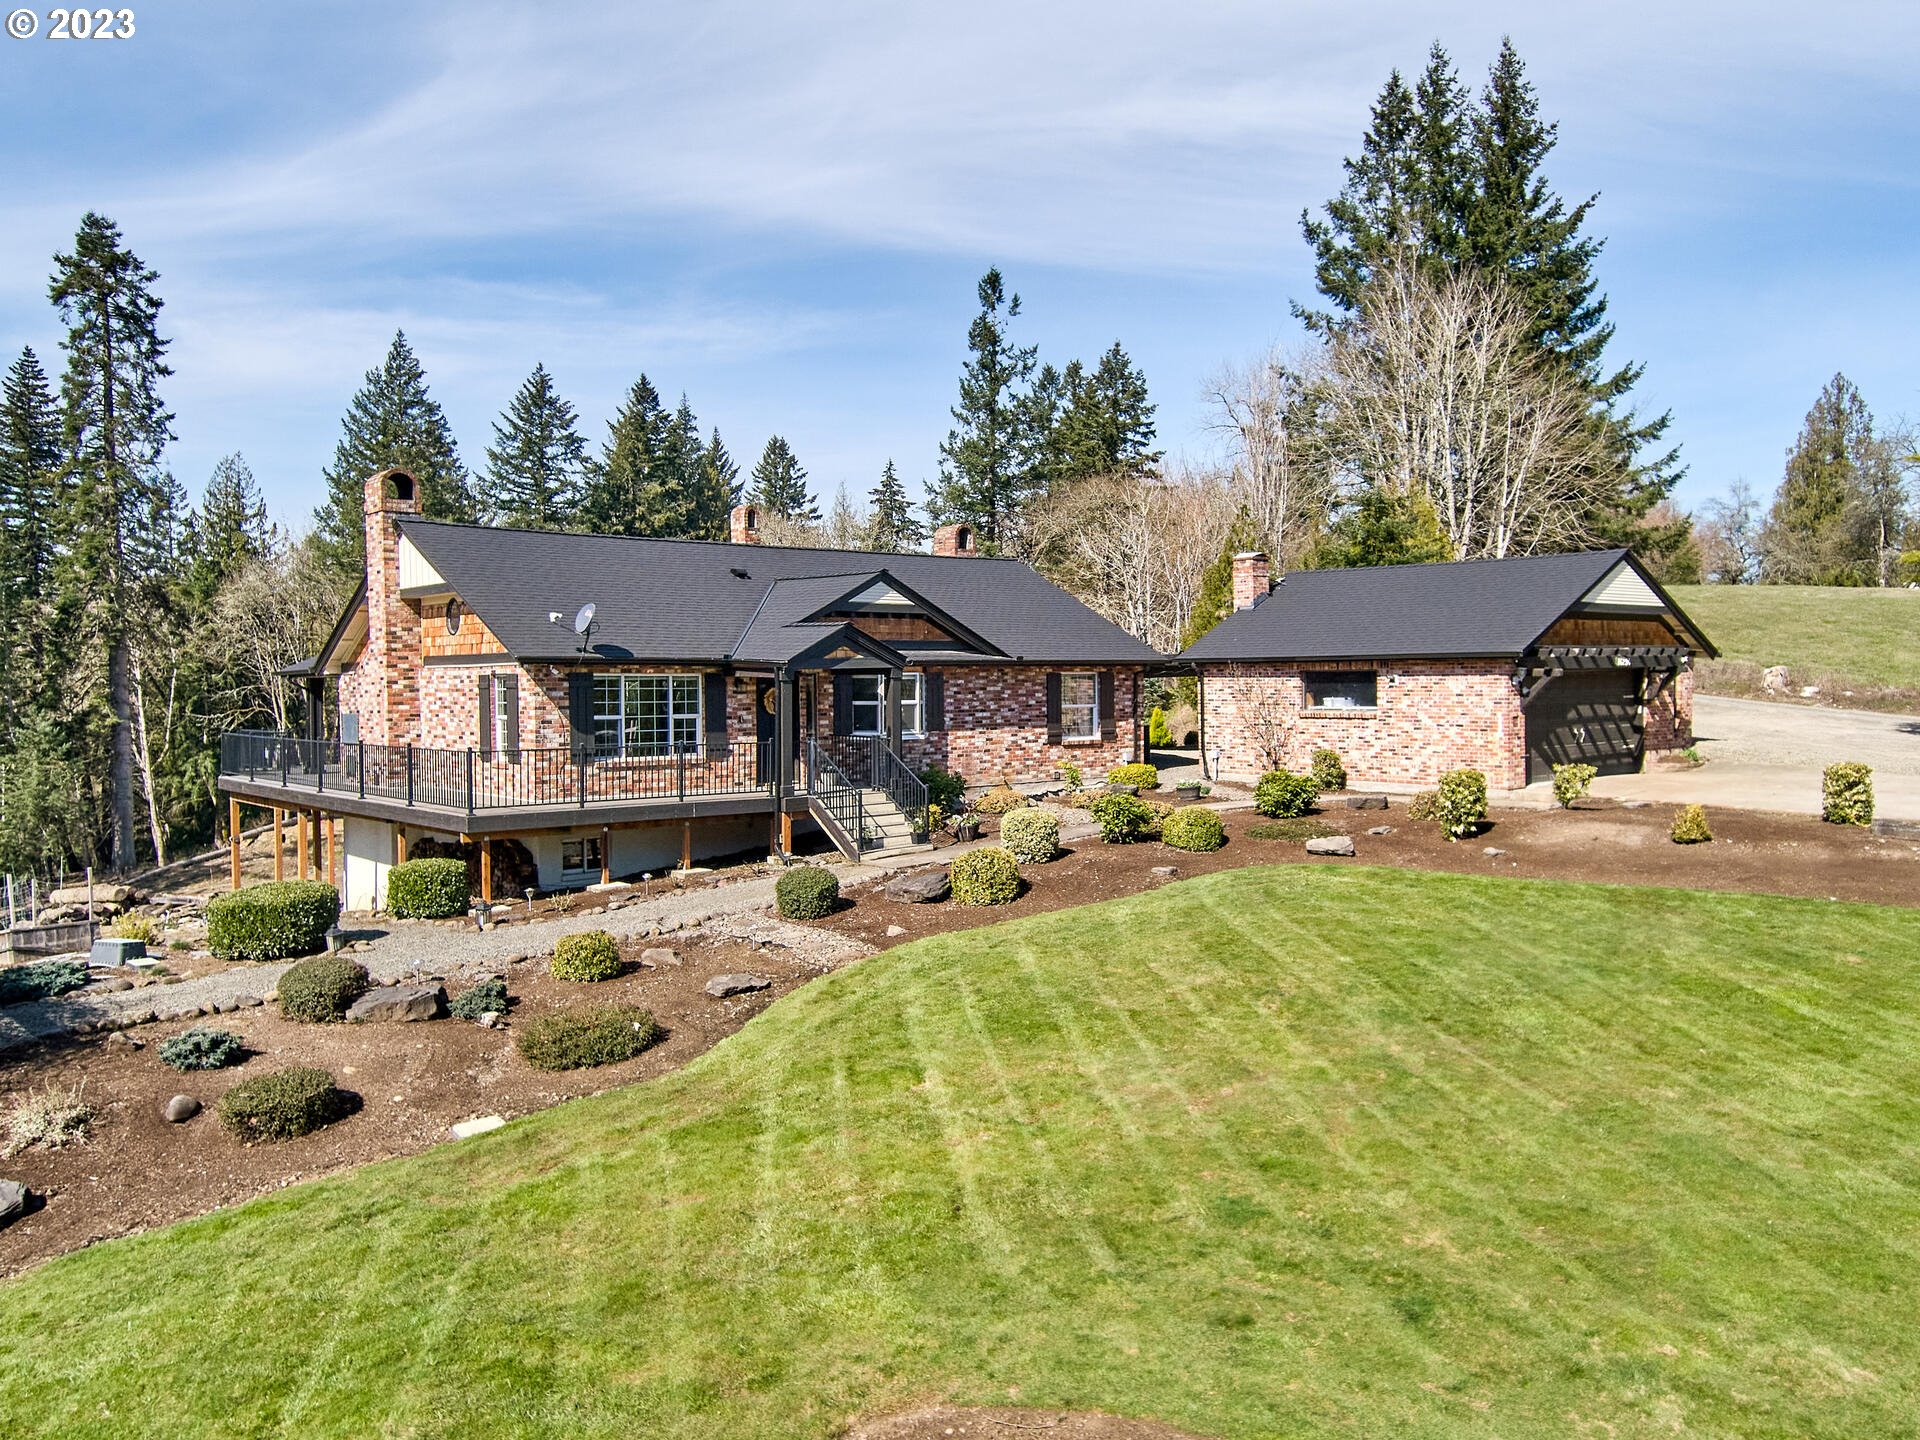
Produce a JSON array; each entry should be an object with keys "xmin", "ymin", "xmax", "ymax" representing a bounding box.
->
[
  {"xmin": 449, "ymin": 977, "xmax": 509, "ymax": 1020},
  {"xmin": 1090, "ymin": 792, "xmax": 1155, "ymax": 844},
  {"xmin": 207, "ymin": 880, "xmax": 340, "ymax": 962},
  {"xmin": 972, "ymin": 785, "xmax": 1030, "ymax": 816},
  {"xmin": 1822, "ymin": 762, "xmax": 1874, "ymax": 826},
  {"xmin": 551, "ymin": 930, "xmax": 621, "ymax": 982},
  {"xmin": 1552, "ymin": 762, "xmax": 1597, "ymax": 809},
  {"xmin": 277, "ymin": 955, "xmax": 370, "ymax": 1022},
  {"xmin": 1670, "ymin": 804, "xmax": 1713, "ymax": 844},
  {"xmin": 950, "ymin": 847, "xmax": 1021, "ymax": 905},
  {"xmin": 1254, "ymin": 769, "xmax": 1319, "ymax": 819},
  {"xmin": 517, "ymin": 1005, "xmax": 662, "ymax": 1071},
  {"xmin": 1434, "ymin": 768, "xmax": 1489, "ymax": 839},
  {"xmin": 384, "ymin": 857, "xmax": 471, "ymax": 919},
  {"xmin": 216, "ymin": 1067, "xmax": 348, "ymax": 1141},
  {"xmin": 1161, "ymin": 807, "xmax": 1225, "ymax": 853},
  {"xmin": 1308, "ymin": 748, "xmax": 1347, "ymax": 793},
  {"xmin": 158, "ymin": 1026, "xmax": 245, "ymax": 1072},
  {"xmin": 1106, "ymin": 762, "xmax": 1160, "ymax": 791},
  {"xmin": 776, "ymin": 866, "xmax": 840, "ymax": 920},
  {"xmin": 999, "ymin": 806, "xmax": 1061, "ymax": 863}
]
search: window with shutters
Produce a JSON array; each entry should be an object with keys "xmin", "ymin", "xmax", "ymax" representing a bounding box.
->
[
  {"xmin": 898, "ymin": 672, "xmax": 924, "ymax": 736},
  {"xmin": 488, "ymin": 675, "xmax": 515, "ymax": 754},
  {"xmin": 848, "ymin": 674, "xmax": 885, "ymax": 735},
  {"xmin": 1060, "ymin": 671, "xmax": 1098, "ymax": 741},
  {"xmin": 592, "ymin": 673, "xmax": 702, "ymax": 757}
]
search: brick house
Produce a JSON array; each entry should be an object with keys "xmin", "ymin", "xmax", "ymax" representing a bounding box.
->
[
  {"xmin": 1180, "ymin": 549, "xmax": 1715, "ymax": 792},
  {"xmin": 218, "ymin": 470, "xmax": 1155, "ymax": 908}
]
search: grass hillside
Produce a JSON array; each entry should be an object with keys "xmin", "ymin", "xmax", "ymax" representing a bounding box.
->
[
  {"xmin": 1670, "ymin": 584, "xmax": 1920, "ymax": 705},
  {"xmin": 5, "ymin": 866, "xmax": 1920, "ymax": 1438}
]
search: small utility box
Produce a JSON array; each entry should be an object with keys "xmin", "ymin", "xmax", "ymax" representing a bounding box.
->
[{"xmin": 89, "ymin": 937, "xmax": 147, "ymax": 967}]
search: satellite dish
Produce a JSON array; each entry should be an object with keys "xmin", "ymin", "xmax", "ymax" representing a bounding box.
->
[{"xmin": 573, "ymin": 603, "xmax": 596, "ymax": 635}]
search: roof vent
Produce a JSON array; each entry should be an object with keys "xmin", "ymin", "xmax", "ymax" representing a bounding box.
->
[{"xmin": 729, "ymin": 566, "xmax": 751, "ymax": 579}]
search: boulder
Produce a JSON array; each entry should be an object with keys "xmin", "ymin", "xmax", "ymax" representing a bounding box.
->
[
  {"xmin": 1761, "ymin": 664, "xmax": 1790, "ymax": 694},
  {"xmin": 449, "ymin": 1115, "xmax": 506, "ymax": 1140},
  {"xmin": 885, "ymin": 870, "xmax": 951, "ymax": 904},
  {"xmin": 1104, "ymin": 782, "xmax": 1140, "ymax": 796},
  {"xmin": 640, "ymin": 947, "xmax": 681, "ymax": 968},
  {"xmin": 1345, "ymin": 795, "xmax": 1389, "ymax": 810},
  {"xmin": 1483, "ymin": 846, "xmax": 1507, "ymax": 857},
  {"xmin": 885, "ymin": 924, "xmax": 908, "ymax": 937},
  {"xmin": 1304, "ymin": 835, "xmax": 1356, "ymax": 857},
  {"xmin": 1150, "ymin": 865, "xmax": 1178, "ymax": 876},
  {"xmin": 1366, "ymin": 825, "xmax": 1394, "ymax": 836},
  {"xmin": 0, "ymin": 1178, "xmax": 27, "ymax": 1228},
  {"xmin": 346, "ymin": 984, "xmax": 447, "ymax": 1024},
  {"xmin": 163, "ymin": 1094, "xmax": 201, "ymax": 1124},
  {"xmin": 706, "ymin": 973, "xmax": 772, "ymax": 998},
  {"xmin": 103, "ymin": 1031, "xmax": 144, "ymax": 1050}
]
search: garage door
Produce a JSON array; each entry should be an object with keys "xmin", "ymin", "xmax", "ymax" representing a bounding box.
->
[{"xmin": 1526, "ymin": 670, "xmax": 1643, "ymax": 783}]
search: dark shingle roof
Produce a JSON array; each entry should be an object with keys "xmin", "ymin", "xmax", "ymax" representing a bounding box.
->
[
  {"xmin": 398, "ymin": 521, "xmax": 1160, "ymax": 665},
  {"xmin": 1180, "ymin": 549, "xmax": 1709, "ymax": 662}
]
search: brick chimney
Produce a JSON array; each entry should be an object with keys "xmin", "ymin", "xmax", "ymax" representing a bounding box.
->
[
  {"xmin": 932, "ymin": 523, "xmax": 976, "ymax": 558},
  {"xmin": 730, "ymin": 503, "xmax": 761, "ymax": 545},
  {"xmin": 360, "ymin": 469, "xmax": 424, "ymax": 746},
  {"xmin": 1231, "ymin": 551, "xmax": 1272, "ymax": 610}
]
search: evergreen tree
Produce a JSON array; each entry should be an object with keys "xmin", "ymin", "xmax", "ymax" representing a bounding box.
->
[
  {"xmin": 692, "ymin": 428, "xmax": 742, "ymax": 540},
  {"xmin": 866, "ymin": 460, "xmax": 925, "ymax": 550},
  {"xmin": 183, "ymin": 453, "xmax": 270, "ymax": 607},
  {"xmin": 0, "ymin": 347, "xmax": 64, "ymax": 733},
  {"xmin": 1180, "ymin": 509, "xmax": 1262, "ymax": 651},
  {"xmin": 656, "ymin": 396, "xmax": 717, "ymax": 538},
  {"xmin": 1762, "ymin": 374, "xmax": 1878, "ymax": 584},
  {"xmin": 750, "ymin": 435, "xmax": 818, "ymax": 521},
  {"xmin": 578, "ymin": 375, "xmax": 671, "ymax": 536},
  {"xmin": 313, "ymin": 331, "xmax": 474, "ymax": 577},
  {"xmin": 1049, "ymin": 343, "xmax": 1162, "ymax": 480},
  {"xmin": 487, "ymin": 363, "xmax": 588, "ymax": 530},
  {"xmin": 49, "ymin": 212, "xmax": 179, "ymax": 869},
  {"xmin": 1307, "ymin": 487, "xmax": 1455, "ymax": 570},
  {"xmin": 934, "ymin": 268, "xmax": 1038, "ymax": 549}
]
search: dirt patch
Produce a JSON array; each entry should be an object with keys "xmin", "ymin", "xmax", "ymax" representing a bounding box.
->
[
  {"xmin": 0, "ymin": 929, "xmax": 837, "ymax": 1277},
  {"xmin": 849, "ymin": 1406, "xmax": 1212, "ymax": 1439},
  {"xmin": 821, "ymin": 798, "xmax": 1920, "ymax": 951}
]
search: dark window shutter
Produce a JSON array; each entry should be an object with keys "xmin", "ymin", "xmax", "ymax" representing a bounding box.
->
[
  {"xmin": 477, "ymin": 674, "xmax": 495, "ymax": 759},
  {"xmin": 1045, "ymin": 672, "xmax": 1063, "ymax": 744},
  {"xmin": 924, "ymin": 671, "xmax": 946, "ymax": 732},
  {"xmin": 500, "ymin": 675, "xmax": 520, "ymax": 762},
  {"xmin": 832, "ymin": 673, "xmax": 853, "ymax": 736},
  {"xmin": 704, "ymin": 671, "xmax": 729, "ymax": 755},
  {"xmin": 569, "ymin": 672, "xmax": 593, "ymax": 761},
  {"xmin": 1098, "ymin": 670, "xmax": 1116, "ymax": 741}
]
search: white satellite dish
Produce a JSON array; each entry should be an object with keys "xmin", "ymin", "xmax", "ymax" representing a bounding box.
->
[{"xmin": 573, "ymin": 602, "xmax": 596, "ymax": 635}]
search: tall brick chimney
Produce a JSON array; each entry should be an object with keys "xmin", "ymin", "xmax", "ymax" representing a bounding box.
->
[
  {"xmin": 730, "ymin": 503, "xmax": 761, "ymax": 545},
  {"xmin": 1231, "ymin": 551, "xmax": 1272, "ymax": 610},
  {"xmin": 932, "ymin": 523, "xmax": 976, "ymax": 557},
  {"xmin": 360, "ymin": 469, "xmax": 424, "ymax": 746}
]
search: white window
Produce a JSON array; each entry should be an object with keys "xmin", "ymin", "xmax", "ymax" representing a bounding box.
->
[
  {"xmin": 849, "ymin": 674, "xmax": 885, "ymax": 735},
  {"xmin": 561, "ymin": 836, "xmax": 603, "ymax": 875},
  {"xmin": 488, "ymin": 676, "xmax": 514, "ymax": 753},
  {"xmin": 593, "ymin": 674, "xmax": 702, "ymax": 758},
  {"xmin": 899, "ymin": 672, "xmax": 924, "ymax": 736},
  {"xmin": 1060, "ymin": 671, "xmax": 1099, "ymax": 741}
]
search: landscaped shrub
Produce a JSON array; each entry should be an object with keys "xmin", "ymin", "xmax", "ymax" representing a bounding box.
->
[
  {"xmin": 1407, "ymin": 790, "xmax": 1440, "ymax": 821},
  {"xmin": 517, "ymin": 1006, "xmax": 661, "ymax": 1071},
  {"xmin": 4, "ymin": 1081, "xmax": 91, "ymax": 1155},
  {"xmin": 384, "ymin": 857, "xmax": 471, "ymax": 919},
  {"xmin": 775, "ymin": 867, "xmax": 840, "ymax": 920},
  {"xmin": 216, "ymin": 1067, "xmax": 348, "ymax": 1142},
  {"xmin": 999, "ymin": 807, "xmax": 1061, "ymax": 863},
  {"xmin": 158, "ymin": 1026, "xmax": 245, "ymax": 1071},
  {"xmin": 1248, "ymin": 818, "xmax": 1339, "ymax": 842},
  {"xmin": 551, "ymin": 930, "xmax": 622, "ymax": 982},
  {"xmin": 1552, "ymin": 763, "xmax": 1597, "ymax": 809},
  {"xmin": 0, "ymin": 958, "xmax": 89, "ymax": 1006},
  {"xmin": 1055, "ymin": 759, "xmax": 1084, "ymax": 792},
  {"xmin": 449, "ymin": 977, "xmax": 509, "ymax": 1020},
  {"xmin": 1434, "ymin": 769, "xmax": 1489, "ymax": 839},
  {"xmin": 276, "ymin": 956, "xmax": 370, "ymax": 1022},
  {"xmin": 972, "ymin": 784, "xmax": 1030, "ymax": 815},
  {"xmin": 1254, "ymin": 769, "xmax": 1319, "ymax": 819},
  {"xmin": 1822, "ymin": 762, "xmax": 1874, "ymax": 826},
  {"xmin": 1146, "ymin": 707, "xmax": 1172, "ymax": 747},
  {"xmin": 1090, "ymin": 792, "xmax": 1155, "ymax": 843},
  {"xmin": 1106, "ymin": 762, "xmax": 1160, "ymax": 791},
  {"xmin": 1161, "ymin": 807, "xmax": 1225, "ymax": 852},
  {"xmin": 206, "ymin": 880, "xmax": 340, "ymax": 962},
  {"xmin": 1308, "ymin": 748, "xmax": 1347, "ymax": 793},
  {"xmin": 950, "ymin": 847, "xmax": 1021, "ymax": 905},
  {"xmin": 107, "ymin": 913, "xmax": 160, "ymax": 945},
  {"xmin": 1670, "ymin": 804, "xmax": 1713, "ymax": 844},
  {"xmin": 921, "ymin": 765, "xmax": 966, "ymax": 816}
]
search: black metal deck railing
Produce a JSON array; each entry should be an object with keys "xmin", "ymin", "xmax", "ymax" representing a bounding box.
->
[{"xmin": 219, "ymin": 730, "xmax": 776, "ymax": 813}]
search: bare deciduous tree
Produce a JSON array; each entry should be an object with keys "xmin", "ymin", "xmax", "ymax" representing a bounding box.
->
[
  {"xmin": 1204, "ymin": 347, "xmax": 1335, "ymax": 565},
  {"xmin": 1697, "ymin": 479, "xmax": 1764, "ymax": 584},
  {"xmin": 199, "ymin": 540, "xmax": 345, "ymax": 735}
]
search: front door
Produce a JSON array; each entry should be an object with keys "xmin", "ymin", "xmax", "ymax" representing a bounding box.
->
[{"xmin": 755, "ymin": 679, "xmax": 778, "ymax": 782}]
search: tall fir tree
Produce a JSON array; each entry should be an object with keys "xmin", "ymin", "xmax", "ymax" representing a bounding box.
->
[
  {"xmin": 693, "ymin": 428, "xmax": 742, "ymax": 540},
  {"xmin": 0, "ymin": 346, "xmax": 65, "ymax": 736},
  {"xmin": 1307, "ymin": 487, "xmax": 1455, "ymax": 570},
  {"xmin": 313, "ymin": 331, "xmax": 474, "ymax": 578},
  {"xmin": 577, "ymin": 375, "xmax": 672, "ymax": 536},
  {"xmin": 934, "ymin": 267, "xmax": 1038, "ymax": 549},
  {"xmin": 1048, "ymin": 343, "xmax": 1161, "ymax": 481},
  {"xmin": 49, "ymin": 212, "xmax": 179, "ymax": 869},
  {"xmin": 749, "ymin": 435, "xmax": 817, "ymax": 521},
  {"xmin": 866, "ymin": 460, "xmax": 925, "ymax": 550},
  {"xmin": 487, "ymin": 363, "xmax": 588, "ymax": 530},
  {"xmin": 656, "ymin": 396, "xmax": 721, "ymax": 539},
  {"xmin": 183, "ymin": 453, "xmax": 270, "ymax": 606},
  {"xmin": 1762, "ymin": 374, "xmax": 1878, "ymax": 585}
]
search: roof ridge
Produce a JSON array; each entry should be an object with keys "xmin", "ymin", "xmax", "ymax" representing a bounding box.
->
[
  {"xmin": 1276, "ymin": 548, "xmax": 1628, "ymax": 580},
  {"xmin": 400, "ymin": 516, "xmax": 1024, "ymax": 564}
]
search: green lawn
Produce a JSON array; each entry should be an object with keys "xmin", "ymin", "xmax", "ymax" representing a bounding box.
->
[
  {"xmin": 5, "ymin": 866, "xmax": 1920, "ymax": 1439},
  {"xmin": 1671, "ymin": 583, "xmax": 1920, "ymax": 692}
]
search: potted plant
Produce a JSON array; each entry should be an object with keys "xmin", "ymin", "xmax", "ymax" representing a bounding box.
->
[
  {"xmin": 951, "ymin": 805, "xmax": 981, "ymax": 842},
  {"xmin": 1174, "ymin": 778, "xmax": 1206, "ymax": 805}
]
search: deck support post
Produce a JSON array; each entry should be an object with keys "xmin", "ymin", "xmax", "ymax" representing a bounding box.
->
[
  {"xmin": 681, "ymin": 821, "xmax": 692, "ymax": 873},
  {"xmin": 273, "ymin": 808, "xmax": 284, "ymax": 881},
  {"xmin": 228, "ymin": 797, "xmax": 242, "ymax": 892},
  {"xmin": 296, "ymin": 810, "xmax": 310, "ymax": 880},
  {"xmin": 600, "ymin": 825, "xmax": 612, "ymax": 885},
  {"xmin": 774, "ymin": 667, "xmax": 795, "ymax": 802},
  {"xmin": 395, "ymin": 828, "xmax": 408, "ymax": 866},
  {"xmin": 480, "ymin": 840, "xmax": 493, "ymax": 905},
  {"xmin": 325, "ymin": 817, "xmax": 337, "ymax": 892},
  {"xmin": 779, "ymin": 810, "xmax": 793, "ymax": 855}
]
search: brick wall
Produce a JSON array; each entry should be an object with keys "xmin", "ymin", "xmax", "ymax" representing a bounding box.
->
[
  {"xmin": 902, "ymin": 665, "xmax": 1142, "ymax": 788},
  {"xmin": 1644, "ymin": 664, "xmax": 1695, "ymax": 753},
  {"xmin": 340, "ymin": 470, "xmax": 423, "ymax": 747},
  {"xmin": 1201, "ymin": 660, "xmax": 1529, "ymax": 791}
]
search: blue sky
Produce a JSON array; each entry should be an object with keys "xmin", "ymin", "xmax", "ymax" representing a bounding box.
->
[{"xmin": 2, "ymin": 0, "xmax": 1915, "ymax": 529}]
